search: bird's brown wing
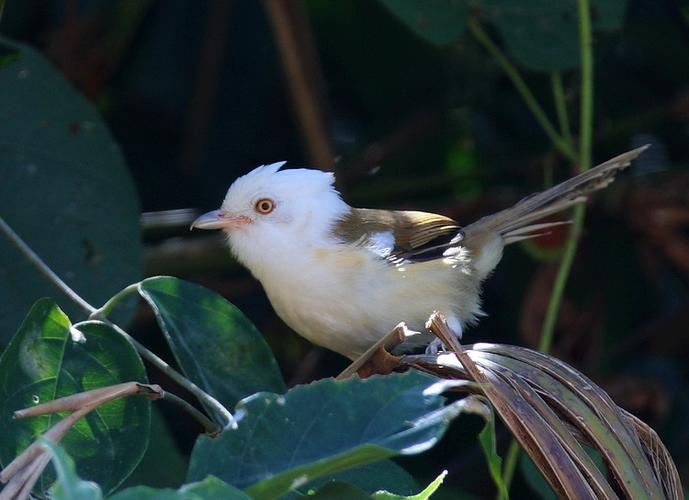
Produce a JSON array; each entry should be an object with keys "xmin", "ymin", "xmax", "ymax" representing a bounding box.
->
[{"xmin": 333, "ymin": 208, "xmax": 464, "ymax": 263}]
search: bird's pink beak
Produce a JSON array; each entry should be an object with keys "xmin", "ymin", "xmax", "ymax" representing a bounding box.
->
[{"xmin": 191, "ymin": 210, "xmax": 252, "ymax": 230}]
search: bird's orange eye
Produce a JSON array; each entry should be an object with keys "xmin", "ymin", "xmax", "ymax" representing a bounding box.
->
[{"xmin": 255, "ymin": 198, "xmax": 275, "ymax": 214}]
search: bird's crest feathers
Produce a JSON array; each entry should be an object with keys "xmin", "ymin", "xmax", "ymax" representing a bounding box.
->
[{"xmin": 223, "ymin": 162, "xmax": 337, "ymax": 207}]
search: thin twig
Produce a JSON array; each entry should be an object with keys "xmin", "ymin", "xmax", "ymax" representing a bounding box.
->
[
  {"xmin": 467, "ymin": 17, "xmax": 577, "ymax": 162},
  {"xmin": 0, "ymin": 217, "xmax": 236, "ymax": 430}
]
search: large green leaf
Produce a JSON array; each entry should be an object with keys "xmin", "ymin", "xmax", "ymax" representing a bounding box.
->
[
  {"xmin": 377, "ymin": 0, "xmax": 627, "ymax": 71},
  {"xmin": 110, "ymin": 476, "xmax": 250, "ymax": 500},
  {"xmin": 291, "ymin": 460, "xmax": 420, "ymax": 497},
  {"xmin": 304, "ymin": 471, "xmax": 446, "ymax": 499},
  {"xmin": 137, "ymin": 277, "xmax": 286, "ymax": 415},
  {"xmin": 0, "ymin": 37, "xmax": 141, "ymax": 345},
  {"xmin": 378, "ymin": 0, "xmax": 469, "ymax": 46},
  {"xmin": 0, "ymin": 299, "xmax": 150, "ymax": 494},
  {"xmin": 478, "ymin": 0, "xmax": 627, "ymax": 72},
  {"xmin": 188, "ymin": 371, "xmax": 471, "ymax": 499}
]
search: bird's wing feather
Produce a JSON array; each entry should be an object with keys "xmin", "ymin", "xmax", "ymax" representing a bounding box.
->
[{"xmin": 332, "ymin": 208, "xmax": 464, "ymax": 263}]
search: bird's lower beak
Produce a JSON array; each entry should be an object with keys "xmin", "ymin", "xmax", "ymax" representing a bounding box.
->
[{"xmin": 191, "ymin": 210, "xmax": 251, "ymax": 230}]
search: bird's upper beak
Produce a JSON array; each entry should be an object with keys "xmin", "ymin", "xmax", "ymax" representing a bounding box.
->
[{"xmin": 191, "ymin": 210, "xmax": 251, "ymax": 230}]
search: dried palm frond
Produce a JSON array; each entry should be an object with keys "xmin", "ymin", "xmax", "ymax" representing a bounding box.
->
[{"xmin": 341, "ymin": 313, "xmax": 683, "ymax": 500}]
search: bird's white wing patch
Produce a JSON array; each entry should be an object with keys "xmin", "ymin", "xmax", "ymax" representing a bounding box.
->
[{"xmin": 366, "ymin": 231, "xmax": 395, "ymax": 258}]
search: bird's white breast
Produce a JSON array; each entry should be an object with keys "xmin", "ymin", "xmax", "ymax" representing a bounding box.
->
[{"xmin": 244, "ymin": 240, "xmax": 479, "ymax": 359}]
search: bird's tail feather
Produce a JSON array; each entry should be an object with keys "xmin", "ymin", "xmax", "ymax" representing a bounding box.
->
[
  {"xmin": 464, "ymin": 145, "xmax": 649, "ymax": 245},
  {"xmin": 464, "ymin": 145, "xmax": 649, "ymax": 278}
]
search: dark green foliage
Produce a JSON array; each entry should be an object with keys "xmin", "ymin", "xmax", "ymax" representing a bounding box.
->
[
  {"xmin": 378, "ymin": 0, "xmax": 626, "ymax": 71},
  {"xmin": 188, "ymin": 372, "xmax": 466, "ymax": 498},
  {"xmin": 138, "ymin": 277, "xmax": 286, "ymax": 411},
  {"xmin": 0, "ymin": 39, "xmax": 142, "ymax": 345}
]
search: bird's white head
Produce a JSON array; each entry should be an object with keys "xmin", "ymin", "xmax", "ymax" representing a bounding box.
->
[{"xmin": 192, "ymin": 162, "xmax": 349, "ymax": 273}]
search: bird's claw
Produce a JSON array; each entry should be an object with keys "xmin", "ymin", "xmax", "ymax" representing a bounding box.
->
[{"xmin": 425, "ymin": 337, "xmax": 449, "ymax": 355}]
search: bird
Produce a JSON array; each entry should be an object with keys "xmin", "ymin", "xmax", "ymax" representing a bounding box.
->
[{"xmin": 192, "ymin": 146, "xmax": 649, "ymax": 360}]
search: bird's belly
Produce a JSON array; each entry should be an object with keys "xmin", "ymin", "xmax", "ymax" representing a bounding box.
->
[
  {"xmin": 266, "ymin": 280, "xmax": 382, "ymax": 359},
  {"xmin": 260, "ymin": 247, "xmax": 478, "ymax": 359}
]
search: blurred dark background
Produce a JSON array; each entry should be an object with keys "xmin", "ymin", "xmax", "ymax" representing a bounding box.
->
[{"xmin": 3, "ymin": 0, "xmax": 689, "ymax": 497}]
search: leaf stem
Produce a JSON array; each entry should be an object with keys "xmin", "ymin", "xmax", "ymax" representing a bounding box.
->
[
  {"xmin": 0, "ymin": 216, "xmax": 236, "ymax": 430},
  {"xmin": 551, "ymin": 72, "xmax": 573, "ymax": 145},
  {"xmin": 540, "ymin": 0, "xmax": 594, "ymax": 357},
  {"xmin": 467, "ymin": 17, "xmax": 577, "ymax": 162},
  {"xmin": 160, "ymin": 390, "xmax": 221, "ymax": 436},
  {"xmin": 89, "ymin": 283, "xmax": 139, "ymax": 319}
]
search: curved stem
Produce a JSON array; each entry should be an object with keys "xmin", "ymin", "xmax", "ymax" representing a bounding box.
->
[
  {"xmin": 0, "ymin": 216, "xmax": 236, "ymax": 430},
  {"xmin": 468, "ymin": 17, "xmax": 577, "ymax": 162},
  {"xmin": 160, "ymin": 390, "xmax": 221, "ymax": 435},
  {"xmin": 90, "ymin": 283, "xmax": 139, "ymax": 319}
]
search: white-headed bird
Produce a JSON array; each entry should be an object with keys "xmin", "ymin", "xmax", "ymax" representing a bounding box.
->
[{"xmin": 192, "ymin": 146, "xmax": 648, "ymax": 360}]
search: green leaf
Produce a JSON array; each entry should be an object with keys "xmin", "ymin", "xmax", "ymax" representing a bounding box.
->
[
  {"xmin": 373, "ymin": 470, "xmax": 447, "ymax": 499},
  {"xmin": 378, "ymin": 0, "xmax": 468, "ymax": 46},
  {"xmin": 0, "ymin": 37, "xmax": 141, "ymax": 345},
  {"xmin": 110, "ymin": 476, "xmax": 250, "ymax": 500},
  {"xmin": 289, "ymin": 460, "xmax": 420, "ymax": 498},
  {"xmin": 305, "ymin": 481, "xmax": 371, "ymax": 499},
  {"xmin": 0, "ymin": 299, "xmax": 150, "ymax": 494},
  {"xmin": 188, "ymin": 371, "xmax": 472, "ymax": 499},
  {"xmin": 303, "ymin": 471, "xmax": 446, "ymax": 500},
  {"xmin": 378, "ymin": 0, "xmax": 626, "ymax": 69},
  {"xmin": 42, "ymin": 439, "xmax": 103, "ymax": 500},
  {"xmin": 137, "ymin": 277, "xmax": 286, "ymax": 416},
  {"xmin": 478, "ymin": 0, "xmax": 627, "ymax": 72}
]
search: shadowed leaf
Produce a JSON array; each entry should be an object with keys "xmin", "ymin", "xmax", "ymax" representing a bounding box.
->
[
  {"xmin": 0, "ymin": 38, "xmax": 141, "ymax": 345},
  {"xmin": 137, "ymin": 276, "xmax": 286, "ymax": 420},
  {"xmin": 110, "ymin": 475, "xmax": 250, "ymax": 500},
  {"xmin": 378, "ymin": 0, "xmax": 468, "ymax": 46},
  {"xmin": 188, "ymin": 371, "xmax": 475, "ymax": 499}
]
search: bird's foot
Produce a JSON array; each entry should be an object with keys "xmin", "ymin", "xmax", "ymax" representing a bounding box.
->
[{"xmin": 425, "ymin": 337, "xmax": 449, "ymax": 355}]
